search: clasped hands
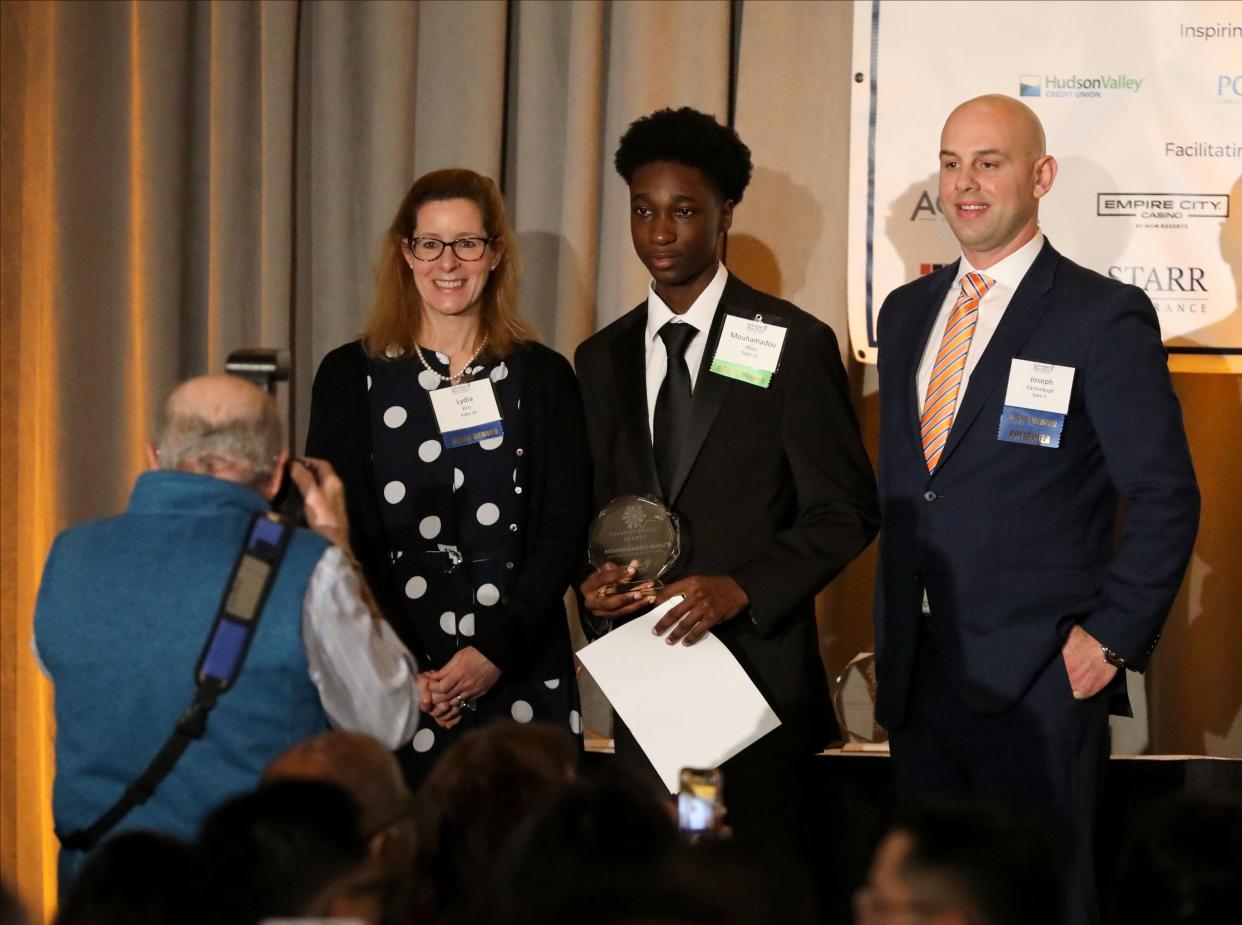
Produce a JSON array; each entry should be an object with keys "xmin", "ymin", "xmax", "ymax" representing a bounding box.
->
[
  {"xmin": 417, "ymin": 646, "xmax": 501, "ymax": 729},
  {"xmin": 580, "ymin": 561, "xmax": 749, "ymax": 646}
]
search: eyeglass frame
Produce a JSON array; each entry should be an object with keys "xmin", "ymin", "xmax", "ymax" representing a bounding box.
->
[{"xmin": 401, "ymin": 235, "xmax": 497, "ymax": 263}]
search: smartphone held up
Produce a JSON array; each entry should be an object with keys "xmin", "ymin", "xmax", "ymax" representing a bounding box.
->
[{"xmin": 678, "ymin": 766, "xmax": 726, "ymax": 840}]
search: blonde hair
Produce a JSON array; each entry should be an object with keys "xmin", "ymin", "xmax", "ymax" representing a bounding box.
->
[{"xmin": 362, "ymin": 169, "xmax": 536, "ymax": 358}]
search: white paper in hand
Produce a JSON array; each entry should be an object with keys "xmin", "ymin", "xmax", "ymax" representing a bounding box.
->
[{"xmin": 576, "ymin": 597, "xmax": 782, "ymax": 793}]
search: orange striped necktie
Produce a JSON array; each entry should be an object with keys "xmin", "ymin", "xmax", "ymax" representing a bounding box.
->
[{"xmin": 920, "ymin": 272, "xmax": 994, "ymax": 471}]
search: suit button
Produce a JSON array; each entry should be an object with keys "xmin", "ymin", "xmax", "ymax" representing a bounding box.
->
[
  {"xmin": 923, "ymin": 490, "xmax": 938, "ymax": 502},
  {"xmin": 509, "ymin": 524, "xmax": 518, "ymax": 532}
]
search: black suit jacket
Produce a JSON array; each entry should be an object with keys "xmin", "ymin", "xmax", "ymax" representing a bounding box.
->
[
  {"xmin": 575, "ymin": 272, "xmax": 880, "ymax": 749},
  {"xmin": 873, "ymin": 241, "xmax": 1200, "ymax": 729}
]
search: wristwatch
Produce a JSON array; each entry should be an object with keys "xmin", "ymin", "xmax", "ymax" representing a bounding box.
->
[{"xmin": 1100, "ymin": 645, "xmax": 1128, "ymax": 670}]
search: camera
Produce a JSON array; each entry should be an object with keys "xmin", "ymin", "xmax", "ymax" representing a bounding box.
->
[{"xmin": 224, "ymin": 348, "xmax": 304, "ymax": 522}]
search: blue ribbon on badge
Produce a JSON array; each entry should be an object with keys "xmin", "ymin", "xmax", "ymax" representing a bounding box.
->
[
  {"xmin": 997, "ymin": 405, "xmax": 1064, "ymax": 448},
  {"xmin": 442, "ymin": 421, "xmax": 504, "ymax": 449}
]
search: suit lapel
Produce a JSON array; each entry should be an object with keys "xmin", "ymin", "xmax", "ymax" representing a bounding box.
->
[
  {"xmin": 610, "ymin": 307, "xmax": 661, "ymax": 495},
  {"xmin": 665, "ymin": 278, "xmax": 740, "ymax": 505},
  {"xmin": 936, "ymin": 241, "xmax": 1060, "ymax": 470}
]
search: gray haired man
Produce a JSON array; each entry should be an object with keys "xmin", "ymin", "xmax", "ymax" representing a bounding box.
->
[{"xmin": 35, "ymin": 374, "xmax": 419, "ymax": 890}]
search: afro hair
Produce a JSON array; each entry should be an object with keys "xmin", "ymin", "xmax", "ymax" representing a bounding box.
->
[{"xmin": 614, "ymin": 107, "xmax": 753, "ymax": 204}]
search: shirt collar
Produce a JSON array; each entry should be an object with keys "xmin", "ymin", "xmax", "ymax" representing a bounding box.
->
[
  {"xmin": 645, "ymin": 263, "xmax": 729, "ymax": 343},
  {"xmin": 128, "ymin": 469, "xmax": 272, "ymax": 516},
  {"xmin": 956, "ymin": 231, "xmax": 1045, "ymax": 294}
]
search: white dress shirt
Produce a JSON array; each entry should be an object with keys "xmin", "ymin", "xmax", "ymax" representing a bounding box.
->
[
  {"xmin": 644, "ymin": 262, "xmax": 729, "ymax": 437},
  {"xmin": 302, "ymin": 545, "xmax": 420, "ymax": 749},
  {"xmin": 916, "ymin": 233, "xmax": 1045, "ymax": 414}
]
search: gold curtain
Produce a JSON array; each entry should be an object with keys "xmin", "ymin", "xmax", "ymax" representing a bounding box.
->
[
  {"xmin": 2, "ymin": 3, "xmax": 59, "ymax": 914},
  {"xmin": 3, "ymin": 0, "xmax": 1238, "ymax": 920}
]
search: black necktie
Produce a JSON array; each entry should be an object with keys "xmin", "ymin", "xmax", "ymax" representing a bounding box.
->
[{"xmin": 653, "ymin": 321, "xmax": 698, "ymax": 498}]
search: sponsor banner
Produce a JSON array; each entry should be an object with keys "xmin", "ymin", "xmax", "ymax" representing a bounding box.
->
[{"xmin": 848, "ymin": 0, "xmax": 1241, "ymax": 371}]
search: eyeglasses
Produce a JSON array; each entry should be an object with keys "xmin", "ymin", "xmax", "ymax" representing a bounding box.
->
[{"xmin": 403, "ymin": 236, "xmax": 495, "ymax": 262}]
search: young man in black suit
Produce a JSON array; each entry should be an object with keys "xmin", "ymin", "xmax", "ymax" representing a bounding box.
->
[{"xmin": 575, "ymin": 107, "xmax": 879, "ymax": 870}]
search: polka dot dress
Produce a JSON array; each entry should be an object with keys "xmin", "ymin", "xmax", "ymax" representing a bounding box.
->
[{"xmin": 366, "ymin": 349, "xmax": 578, "ymax": 786}]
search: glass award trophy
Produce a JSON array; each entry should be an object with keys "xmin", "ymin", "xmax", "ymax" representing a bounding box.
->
[
  {"xmin": 587, "ymin": 495, "xmax": 681, "ymax": 593},
  {"xmin": 832, "ymin": 652, "xmax": 887, "ymax": 745}
]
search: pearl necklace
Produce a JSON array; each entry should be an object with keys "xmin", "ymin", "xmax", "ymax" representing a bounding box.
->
[{"xmin": 415, "ymin": 334, "xmax": 489, "ymax": 386}]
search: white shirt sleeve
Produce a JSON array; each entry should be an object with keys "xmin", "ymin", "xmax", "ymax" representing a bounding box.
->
[{"xmin": 302, "ymin": 546, "xmax": 420, "ymax": 749}]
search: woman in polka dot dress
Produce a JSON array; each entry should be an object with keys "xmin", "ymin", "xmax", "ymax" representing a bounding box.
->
[{"xmin": 306, "ymin": 169, "xmax": 593, "ymax": 786}]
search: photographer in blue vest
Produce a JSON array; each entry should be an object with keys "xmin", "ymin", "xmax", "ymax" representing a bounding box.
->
[{"xmin": 34, "ymin": 374, "xmax": 421, "ymax": 891}]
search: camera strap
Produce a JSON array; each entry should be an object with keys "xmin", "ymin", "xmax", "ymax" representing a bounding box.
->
[{"xmin": 56, "ymin": 511, "xmax": 295, "ymax": 853}]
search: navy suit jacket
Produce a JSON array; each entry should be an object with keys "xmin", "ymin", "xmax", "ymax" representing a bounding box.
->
[
  {"xmin": 576, "ymin": 273, "xmax": 880, "ymax": 749},
  {"xmin": 873, "ymin": 240, "xmax": 1199, "ymax": 729}
]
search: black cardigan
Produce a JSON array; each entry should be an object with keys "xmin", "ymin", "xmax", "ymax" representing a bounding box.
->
[{"xmin": 305, "ymin": 339, "xmax": 593, "ymax": 681}]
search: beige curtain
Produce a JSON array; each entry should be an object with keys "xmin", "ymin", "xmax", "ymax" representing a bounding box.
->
[
  {"xmin": 3, "ymin": 0, "xmax": 1238, "ymax": 919},
  {"xmin": 729, "ymin": 0, "xmax": 881, "ymax": 684}
]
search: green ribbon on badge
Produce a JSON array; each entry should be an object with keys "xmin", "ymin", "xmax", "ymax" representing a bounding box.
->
[{"xmin": 709, "ymin": 357, "xmax": 772, "ymax": 387}]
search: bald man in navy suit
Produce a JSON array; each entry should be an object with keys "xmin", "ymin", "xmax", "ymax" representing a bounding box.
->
[{"xmin": 873, "ymin": 95, "xmax": 1199, "ymax": 925}]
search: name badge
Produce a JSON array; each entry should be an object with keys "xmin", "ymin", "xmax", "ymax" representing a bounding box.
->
[
  {"xmin": 710, "ymin": 314, "xmax": 787, "ymax": 387},
  {"xmin": 429, "ymin": 379, "xmax": 504, "ymax": 448},
  {"xmin": 997, "ymin": 359, "xmax": 1075, "ymax": 448}
]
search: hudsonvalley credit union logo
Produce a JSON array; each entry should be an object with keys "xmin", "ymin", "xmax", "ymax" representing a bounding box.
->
[{"xmin": 1019, "ymin": 72, "xmax": 1144, "ymax": 98}]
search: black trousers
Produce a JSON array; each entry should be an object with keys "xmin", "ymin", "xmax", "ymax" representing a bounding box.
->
[
  {"xmin": 613, "ymin": 713, "xmax": 830, "ymax": 916},
  {"xmin": 889, "ymin": 619, "xmax": 1111, "ymax": 925}
]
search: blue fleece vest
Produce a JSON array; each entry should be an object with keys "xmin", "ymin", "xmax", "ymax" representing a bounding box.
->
[{"xmin": 35, "ymin": 471, "xmax": 331, "ymax": 887}]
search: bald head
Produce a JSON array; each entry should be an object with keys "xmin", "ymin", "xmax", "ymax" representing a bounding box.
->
[
  {"xmin": 165, "ymin": 374, "xmax": 275, "ymax": 427},
  {"xmin": 943, "ymin": 94, "xmax": 1046, "ymax": 160},
  {"xmin": 262, "ymin": 732, "xmax": 410, "ymax": 836},
  {"xmin": 151, "ymin": 374, "xmax": 284, "ymax": 493}
]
